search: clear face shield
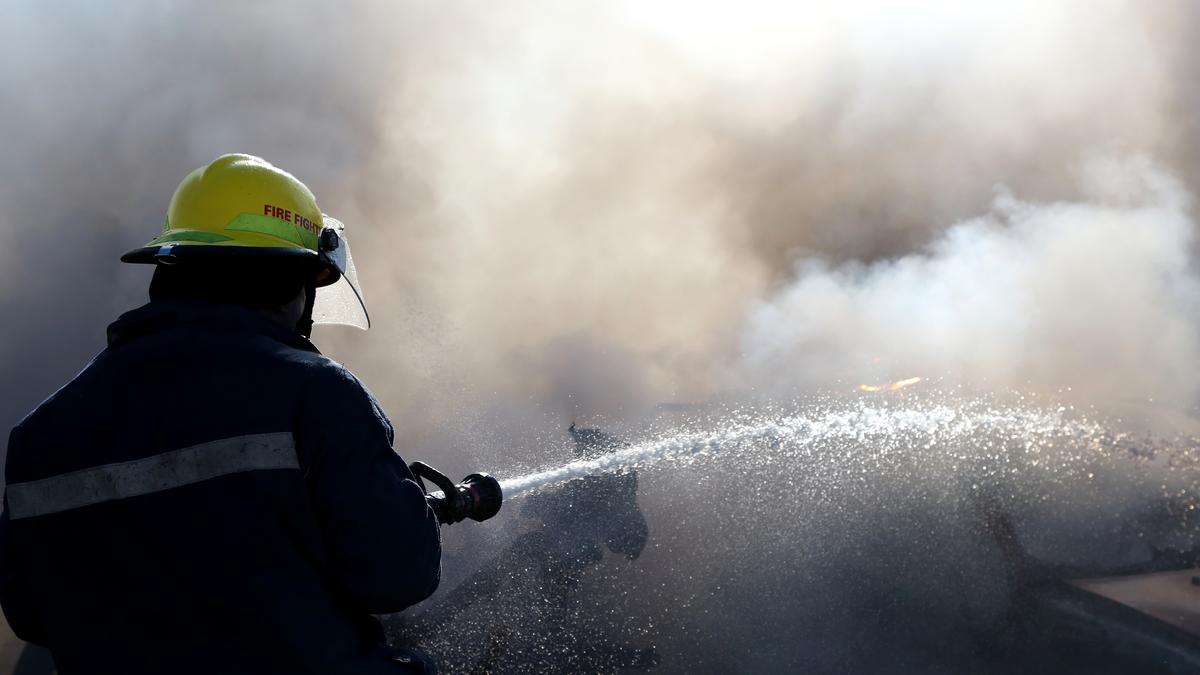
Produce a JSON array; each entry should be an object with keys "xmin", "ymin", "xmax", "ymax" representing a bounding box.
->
[{"xmin": 312, "ymin": 217, "xmax": 370, "ymax": 330}]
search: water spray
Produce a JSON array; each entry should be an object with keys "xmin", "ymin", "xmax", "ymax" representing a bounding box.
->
[{"xmin": 496, "ymin": 399, "xmax": 1117, "ymax": 501}]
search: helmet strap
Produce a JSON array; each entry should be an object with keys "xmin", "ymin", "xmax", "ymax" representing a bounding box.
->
[{"xmin": 296, "ymin": 280, "xmax": 317, "ymax": 339}]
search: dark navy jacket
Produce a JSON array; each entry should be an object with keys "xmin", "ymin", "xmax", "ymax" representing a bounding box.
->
[{"xmin": 0, "ymin": 300, "xmax": 441, "ymax": 674}]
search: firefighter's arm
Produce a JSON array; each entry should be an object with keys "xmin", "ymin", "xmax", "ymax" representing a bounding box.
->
[
  {"xmin": 297, "ymin": 365, "xmax": 441, "ymax": 614},
  {"xmin": 0, "ymin": 503, "xmax": 46, "ymax": 646}
]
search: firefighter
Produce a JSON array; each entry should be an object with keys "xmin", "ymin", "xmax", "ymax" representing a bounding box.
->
[{"xmin": 0, "ymin": 154, "xmax": 441, "ymax": 674}]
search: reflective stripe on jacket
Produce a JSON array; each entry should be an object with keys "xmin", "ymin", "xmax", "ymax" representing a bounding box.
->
[{"xmin": 0, "ymin": 299, "xmax": 441, "ymax": 674}]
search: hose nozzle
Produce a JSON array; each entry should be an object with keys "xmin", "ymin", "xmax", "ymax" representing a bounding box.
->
[{"xmin": 410, "ymin": 461, "xmax": 503, "ymax": 525}]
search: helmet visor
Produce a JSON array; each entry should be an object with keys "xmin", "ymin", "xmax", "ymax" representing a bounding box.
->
[{"xmin": 312, "ymin": 217, "xmax": 370, "ymax": 330}]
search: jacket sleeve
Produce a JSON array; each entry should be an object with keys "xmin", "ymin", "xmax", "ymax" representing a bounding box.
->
[
  {"xmin": 296, "ymin": 364, "xmax": 441, "ymax": 614},
  {"xmin": 0, "ymin": 502, "xmax": 46, "ymax": 646}
]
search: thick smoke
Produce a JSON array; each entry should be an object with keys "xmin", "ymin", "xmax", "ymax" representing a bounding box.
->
[{"xmin": 4, "ymin": 1, "xmax": 1200, "ymax": 470}]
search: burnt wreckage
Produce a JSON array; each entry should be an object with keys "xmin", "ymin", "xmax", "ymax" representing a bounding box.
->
[
  {"xmin": 387, "ymin": 425, "xmax": 655, "ymax": 674},
  {"xmin": 384, "ymin": 428, "xmax": 1200, "ymax": 674}
]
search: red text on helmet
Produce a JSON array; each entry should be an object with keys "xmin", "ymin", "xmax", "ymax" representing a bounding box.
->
[{"xmin": 264, "ymin": 204, "xmax": 320, "ymax": 234}]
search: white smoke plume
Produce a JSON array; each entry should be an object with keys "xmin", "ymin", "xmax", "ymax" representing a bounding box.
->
[{"xmin": 737, "ymin": 157, "xmax": 1200, "ymax": 412}]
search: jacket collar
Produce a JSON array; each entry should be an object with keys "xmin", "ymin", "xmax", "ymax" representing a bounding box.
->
[{"xmin": 106, "ymin": 299, "xmax": 319, "ymax": 353}]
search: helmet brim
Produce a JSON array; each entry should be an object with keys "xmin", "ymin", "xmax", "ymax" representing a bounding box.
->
[{"xmin": 120, "ymin": 245, "xmax": 341, "ymax": 288}]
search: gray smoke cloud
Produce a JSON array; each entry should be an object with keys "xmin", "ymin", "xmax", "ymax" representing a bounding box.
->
[{"xmin": 2, "ymin": 1, "xmax": 1199, "ymax": 474}]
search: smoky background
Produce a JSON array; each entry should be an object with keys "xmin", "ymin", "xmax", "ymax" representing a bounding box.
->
[
  {"xmin": 5, "ymin": 0, "xmax": 1200, "ymax": 472},
  {"xmin": 2, "ymin": 0, "xmax": 1200, "ymax": 466},
  {"xmin": 5, "ymin": 0, "xmax": 1200, "ymax": 670}
]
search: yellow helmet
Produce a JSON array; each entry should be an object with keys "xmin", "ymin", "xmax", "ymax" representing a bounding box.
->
[{"xmin": 122, "ymin": 153, "xmax": 369, "ymax": 329}]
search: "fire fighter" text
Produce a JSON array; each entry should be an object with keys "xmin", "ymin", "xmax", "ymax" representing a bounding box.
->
[{"xmin": 264, "ymin": 204, "xmax": 319, "ymax": 233}]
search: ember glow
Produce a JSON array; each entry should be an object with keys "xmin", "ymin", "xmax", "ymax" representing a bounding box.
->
[{"xmin": 858, "ymin": 376, "xmax": 923, "ymax": 393}]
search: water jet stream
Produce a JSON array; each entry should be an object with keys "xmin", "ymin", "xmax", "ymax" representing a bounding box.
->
[{"xmin": 498, "ymin": 401, "xmax": 1108, "ymax": 499}]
